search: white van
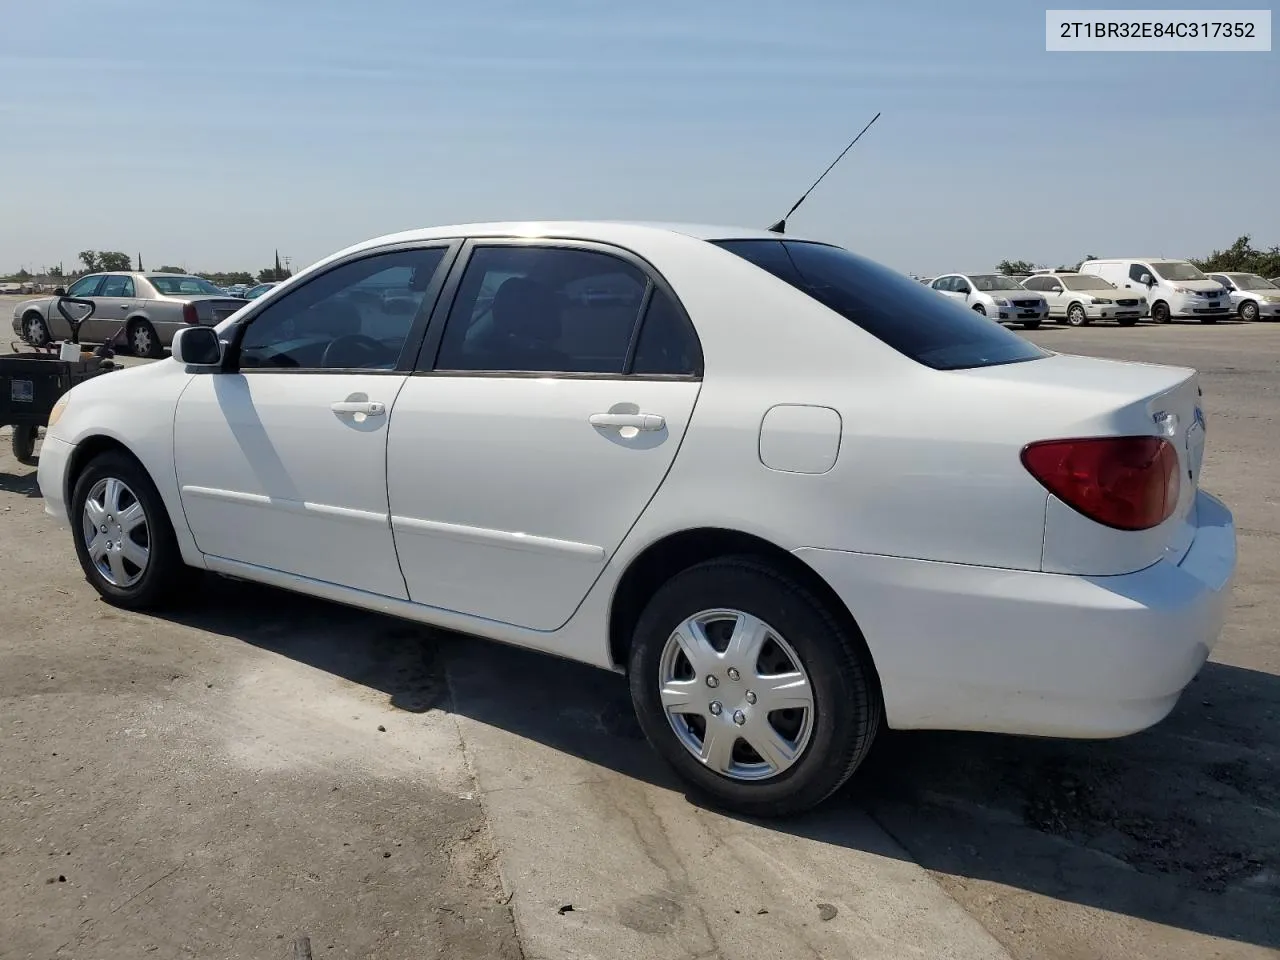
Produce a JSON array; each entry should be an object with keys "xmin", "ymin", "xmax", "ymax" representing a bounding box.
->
[{"xmin": 1077, "ymin": 258, "xmax": 1230, "ymax": 324}]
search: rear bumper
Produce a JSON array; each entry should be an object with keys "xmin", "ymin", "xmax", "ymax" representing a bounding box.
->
[{"xmin": 796, "ymin": 491, "xmax": 1236, "ymax": 738}]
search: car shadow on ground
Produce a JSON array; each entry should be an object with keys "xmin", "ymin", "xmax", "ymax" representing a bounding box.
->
[
  {"xmin": 0, "ymin": 467, "xmax": 41, "ymax": 497},
  {"xmin": 161, "ymin": 576, "xmax": 1279, "ymax": 951}
]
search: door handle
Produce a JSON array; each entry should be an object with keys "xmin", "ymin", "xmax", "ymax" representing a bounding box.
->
[
  {"xmin": 331, "ymin": 400, "xmax": 385, "ymax": 416},
  {"xmin": 589, "ymin": 412, "xmax": 664, "ymax": 431}
]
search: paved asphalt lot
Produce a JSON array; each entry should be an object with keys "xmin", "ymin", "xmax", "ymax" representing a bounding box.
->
[{"xmin": 2, "ymin": 304, "xmax": 1277, "ymax": 959}]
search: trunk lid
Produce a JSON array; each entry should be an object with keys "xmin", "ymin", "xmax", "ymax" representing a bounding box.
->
[
  {"xmin": 184, "ymin": 296, "xmax": 249, "ymax": 325},
  {"xmin": 955, "ymin": 353, "xmax": 1205, "ymax": 574}
]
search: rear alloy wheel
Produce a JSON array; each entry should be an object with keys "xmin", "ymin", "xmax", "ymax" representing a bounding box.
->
[
  {"xmin": 1067, "ymin": 303, "xmax": 1090, "ymax": 327},
  {"xmin": 128, "ymin": 319, "xmax": 162, "ymax": 359},
  {"xmin": 1239, "ymin": 301, "xmax": 1259, "ymax": 322},
  {"xmin": 24, "ymin": 313, "xmax": 51, "ymax": 346},
  {"xmin": 1151, "ymin": 301, "xmax": 1171, "ymax": 324},
  {"xmin": 629, "ymin": 557, "xmax": 882, "ymax": 817},
  {"xmin": 70, "ymin": 451, "xmax": 195, "ymax": 609}
]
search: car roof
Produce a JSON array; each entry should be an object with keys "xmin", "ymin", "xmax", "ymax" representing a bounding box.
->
[{"xmin": 344, "ymin": 220, "xmax": 814, "ymax": 251}]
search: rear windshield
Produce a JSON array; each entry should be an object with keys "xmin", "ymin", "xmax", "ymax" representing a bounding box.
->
[
  {"xmin": 150, "ymin": 275, "xmax": 223, "ymax": 295},
  {"xmin": 712, "ymin": 240, "xmax": 1048, "ymax": 371}
]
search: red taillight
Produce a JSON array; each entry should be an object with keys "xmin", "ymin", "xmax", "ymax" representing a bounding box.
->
[
  {"xmin": 1021, "ymin": 436, "xmax": 1181, "ymax": 531},
  {"xmin": 182, "ymin": 303, "xmax": 199, "ymax": 325}
]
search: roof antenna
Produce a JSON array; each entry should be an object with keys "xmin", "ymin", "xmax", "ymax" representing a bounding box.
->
[{"xmin": 768, "ymin": 111, "xmax": 881, "ymax": 234}]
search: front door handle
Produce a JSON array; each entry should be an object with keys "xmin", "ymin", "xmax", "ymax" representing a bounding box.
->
[
  {"xmin": 589, "ymin": 412, "xmax": 664, "ymax": 431},
  {"xmin": 331, "ymin": 400, "xmax": 385, "ymax": 416}
]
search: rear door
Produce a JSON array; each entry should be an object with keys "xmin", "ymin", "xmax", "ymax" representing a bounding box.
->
[{"xmin": 386, "ymin": 240, "xmax": 703, "ymax": 631}]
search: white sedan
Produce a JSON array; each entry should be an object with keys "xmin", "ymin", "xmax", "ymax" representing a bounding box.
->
[{"xmin": 36, "ymin": 221, "xmax": 1237, "ymax": 816}]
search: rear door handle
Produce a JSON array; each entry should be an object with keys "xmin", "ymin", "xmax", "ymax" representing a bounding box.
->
[
  {"xmin": 589, "ymin": 412, "xmax": 665, "ymax": 431},
  {"xmin": 331, "ymin": 400, "xmax": 385, "ymax": 416}
]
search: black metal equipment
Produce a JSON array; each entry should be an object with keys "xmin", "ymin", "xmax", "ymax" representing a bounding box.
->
[{"xmin": 2, "ymin": 297, "xmax": 118, "ymax": 465}]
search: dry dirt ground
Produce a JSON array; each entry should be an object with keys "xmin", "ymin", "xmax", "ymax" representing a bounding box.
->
[{"xmin": 1, "ymin": 316, "xmax": 1277, "ymax": 959}]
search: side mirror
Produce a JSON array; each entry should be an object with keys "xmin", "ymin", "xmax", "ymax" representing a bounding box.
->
[
  {"xmin": 171, "ymin": 326, "xmax": 223, "ymax": 367},
  {"xmin": 1140, "ymin": 273, "xmax": 1154, "ymax": 285},
  {"xmin": 54, "ymin": 286, "xmax": 66, "ymax": 296}
]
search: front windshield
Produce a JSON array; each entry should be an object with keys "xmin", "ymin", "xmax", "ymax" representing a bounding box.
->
[
  {"xmin": 1231, "ymin": 274, "xmax": 1277, "ymax": 290},
  {"xmin": 970, "ymin": 274, "xmax": 1024, "ymax": 291},
  {"xmin": 1062, "ymin": 275, "xmax": 1117, "ymax": 290},
  {"xmin": 150, "ymin": 275, "xmax": 224, "ymax": 295},
  {"xmin": 1153, "ymin": 262, "xmax": 1207, "ymax": 282}
]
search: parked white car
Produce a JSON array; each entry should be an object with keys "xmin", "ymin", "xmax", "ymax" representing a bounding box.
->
[
  {"xmin": 1078, "ymin": 258, "xmax": 1230, "ymax": 324},
  {"xmin": 929, "ymin": 273, "xmax": 1048, "ymax": 328},
  {"xmin": 1020, "ymin": 272, "xmax": 1147, "ymax": 326},
  {"xmin": 1205, "ymin": 272, "xmax": 1280, "ymax": 322},
  {"xmin": 35, "ymin": 221, "xmax": 1236, "ymax": 816}
]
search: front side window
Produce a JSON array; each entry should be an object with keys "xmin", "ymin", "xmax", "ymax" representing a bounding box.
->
[
  {"xmin": 433, "ymin": 246, "xmax": 650, "ymax": 374},
  {"xmin": 66, "ymin": 275, "xmax": 104, "ymax": 297},
  {"xmin": 713, "ymin": 240, "xmax": 1047, "ymax": 371},
  {"xmin": 1129, "ymin": 263, "xmax": 1152, "ymax": 284},
  {"xmin": 238, "ymin": 247, "xmax": 446, "ymax": 370},
  {"xmin": 98, "ymin": 275, "xmax": 135, "ymax": 298}
]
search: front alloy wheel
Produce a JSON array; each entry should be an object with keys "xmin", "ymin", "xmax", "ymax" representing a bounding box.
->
[
  {"xmin": 1067, "ymin": 304, "xmax": 1089, "ymax": 327},
  {"xmin": 1240, "ymin": 301, "xmax": 1259, "ymax": 322}
]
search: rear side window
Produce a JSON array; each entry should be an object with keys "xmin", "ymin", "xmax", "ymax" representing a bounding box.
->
[{"xmin": 713, "ymin": 240, "xmax": 1047, "ymax": 371}]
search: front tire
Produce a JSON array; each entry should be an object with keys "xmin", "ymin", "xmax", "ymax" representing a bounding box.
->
[
  {"xmin": 128, "ymin": 319, "xmax": 163, "ymax": 359},
  {"xmin": 1239, "ymin": 301, "xmax": 1259, "ymax": 322},
  {"xmin": 972, "ymin": 304, "xmax": 986, "ymax": 316},
  {"xmin": 1067, "ymin": 303, "xmax": 1090, "ymax": 327},
  {"xmin": 70, "ymin": 451, "xmax": 194, "ymax": 609},
  {"xmin": 628, "ymin": 557, "xmax": 882, "ymax": 817},
  {"xmin": 1151, "ymin": 300, "xmax": 1171, "ymax": 324}
]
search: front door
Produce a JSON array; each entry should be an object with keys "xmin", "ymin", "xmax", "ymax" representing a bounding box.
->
[
  {"xmin": 387, "ymin": 241, "xmax": 704, "ymax": 631},
  {"xmin": 172, "ymin": 244, "xmax": 452, "ymax": 596}
]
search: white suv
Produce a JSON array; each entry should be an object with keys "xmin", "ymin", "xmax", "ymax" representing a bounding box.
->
[
  {"xmin": 930, "ymin": 273, "xmax": 1048, "ymax": 328},
  {"xmin": 1078, "ymin": 259, "xmax": 1229, "ymax": 324}
]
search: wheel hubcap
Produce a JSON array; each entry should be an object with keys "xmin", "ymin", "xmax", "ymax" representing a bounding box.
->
[
  {"xmin": 81, "ymin": 477, "xmax": 150, "ymax": 587},
  {"xmin": 658, "ymin": 609, "xmax": 815, "ymax": 781},
  {"xmin": 28, "ymin": 318, "xmax": 45, "ymax": 342},
  {"xmin": 133, "ymin": 328, "xmax": 151, "ymax": 355}
]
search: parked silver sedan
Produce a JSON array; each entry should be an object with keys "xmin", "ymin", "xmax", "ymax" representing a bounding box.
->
[
  {"xmin": 10, "ymin": 272, "xmax": 248, "ymax": 357},
  {"xmin": 1205, "ymin": 272, "xmax": 1280, "ymax": 322}
]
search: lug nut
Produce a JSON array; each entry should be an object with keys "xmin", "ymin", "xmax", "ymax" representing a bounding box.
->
[
  {"xmin": 732, "ymin": 710, "xmax": 746, "ymax": 726},
  {"xmin": 745, "ymin": 691, "xmax": 757, "ymax": 705},
  {"xmin": 708, "ymin": 701, "xmax": 723, "ymax": 716},
  {"xmin": 727, "ymin": 667, "xmax": 741, "ymax": 681},
  {"xmin": 705, "ymin": 675, "xmax": 719, "ymax": 688},
  {"xmin": 100, "ymin": 525, "xmax": 108, "ymax": 533}
]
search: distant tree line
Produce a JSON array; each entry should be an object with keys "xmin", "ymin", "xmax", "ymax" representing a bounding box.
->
[{"xmin": 995, "ymin": 236, "xmax": 1280, "ymax": 277}]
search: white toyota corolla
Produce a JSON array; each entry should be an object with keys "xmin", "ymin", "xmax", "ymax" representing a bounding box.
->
[{"xmin": 36, "ymin": 221, "xmax": 1236, "ymax": 815}]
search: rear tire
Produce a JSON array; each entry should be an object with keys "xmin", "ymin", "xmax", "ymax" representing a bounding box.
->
[
  {"xmin": 1118, "ymin": 317, "xmax": 1139, "ymax": 327},
  {"xmin": 1019, "ymin": 320, "xmax": 1042, "ymax": 330},
  {"xmin": 11, "ymin": 425, "xmax": 38, "ymax": 465},
  {"xmin": 1239, "ymin": 301, "xmax": 1259, "ymax": 322},
  {"xmin": 1151, "ymin": 301, "xmax": 1171, "ymax": 324},
  {"xmin": 128, "ymin": 319, "xmax": 162, "ymax": 359},
  {"xmin": 628, "ymin": 557, "xmax": 882, "ymax": 817},
  {"xmin": 1199, "ymin": 316, "xmax": 1219, "ymax": 325},
  {"xmin": 70, "ymin": 451, "xmax": 196, "ymax": 609}
]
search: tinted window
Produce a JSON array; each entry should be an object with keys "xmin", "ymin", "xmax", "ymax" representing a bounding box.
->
[
  {"xmin": 99, "ymin": 275, "xmax": 135, "ymax": 298},
  {"xmin": 67, "ymin": 275, "xmax": 104, "ymax": 297},
  {"xmin": 434, "ymin": 246, "xmax": 648, "ymax": 374},
  {"xmin": 713, "ymin": 240, "xmax": 1047, "ymax": 371},
  {"xmin": 150, "ymin": 275, "xmax": 224, "ymax": 295},
  {"xmin": 1129, "ymin": 263, "xmax": 1151, "ymax": 284},
  {"xmin": 631, "ymin": 288, "xmax": 702, "ymax": 376},
  {"xmin": 239, "ymin": 247, "xmax": 445, "ymax": 370}
]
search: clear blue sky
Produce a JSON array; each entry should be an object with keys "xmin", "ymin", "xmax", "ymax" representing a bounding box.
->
[{"xmin": 2, "ymin": 0, "xmax": 1276, "ymax": 276}]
